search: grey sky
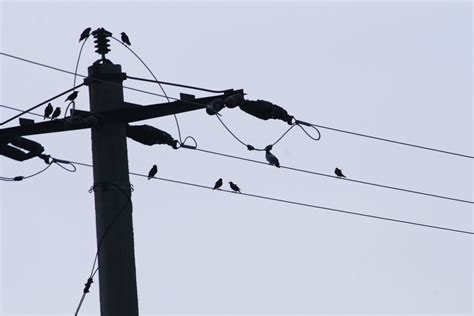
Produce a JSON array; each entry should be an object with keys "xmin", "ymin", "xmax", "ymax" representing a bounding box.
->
[{"xmin": 1, "ymin": 1, "xmax": 472, "ymax": 315}]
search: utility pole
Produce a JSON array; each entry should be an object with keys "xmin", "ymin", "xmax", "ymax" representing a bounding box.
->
[
  {"xmin": 0, "ymin": 27, "xmax": 284, "ymax": 315},
  {"xmin": 88, "ymin": 36, "xmax": 138, "ymax": 314}
]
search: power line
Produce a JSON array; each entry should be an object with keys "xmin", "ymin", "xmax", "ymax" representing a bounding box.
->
[
  {"xmin": 64, "ymin": 159, "xmax": 473, "ymax": 235},
  {"xmin": 2, "ymin": 51, "xmax": 471, "ymax": 159},
  {"xmin": 0, "ymin": 104, "xmax": 43, "ymax": 118},
  {"xmin": 0, "ymin": 103, "xmax": 471, "ymax": 204},
  {"xmin": 185, "ymin": 147, "xmax": 473, "ymax": 205},
  {"xmin": 0, "ymin": 83, "xmax": 85, "ymax": 126}
]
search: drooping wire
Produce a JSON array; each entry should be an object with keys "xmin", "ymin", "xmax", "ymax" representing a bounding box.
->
[
  {"xmin": 216, "ymin": 114, "xmax": 321, "ymax": 151},
  {"xmin": 1, "ymin": 51, "xmax": 472, "ymax": 159},
  {"xmin": 66, "ymin": 35, "xmax": 90, "ymax": 119},
  {"xmin": 65, "ymin": 159, "xmax": 473, "ymax": 235},
  {"xmin": 75, "ymin": 182, "xmax": 133, "ymax": 316},
  {"xmin": 0, "ymin": 154, "xmax": 76, "ymax": 181},
  {"xmin": 109, "ymin": 36, "xmax": 183, "ymax": 143}
]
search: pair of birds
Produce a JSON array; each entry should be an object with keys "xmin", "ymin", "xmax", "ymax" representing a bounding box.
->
[
  {"xmin": 213, "ymin": 178, "xmax": 241, "ymax": 193},
  {"xmin": 43, "ymin": 91, "xmax": 79, "ymax": 120},
  {"xmin": 79, "ymin": 27, "xmax": 131, "ymax": 46}
]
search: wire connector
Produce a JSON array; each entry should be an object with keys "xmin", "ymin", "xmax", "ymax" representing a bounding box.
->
[{"xmin": 83, "ymin": 277, "xmax": 93, "ymax": 294}]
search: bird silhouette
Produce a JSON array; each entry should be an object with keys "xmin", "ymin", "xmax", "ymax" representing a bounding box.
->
[
  {"xmin": 213, "ymin": 178, "xmax": 223, "ymax": 190},
  {"xmin": 65, "ymin": 91, "xmax": 78, "ymax": 102},
  {"xmin": 265, "ymin": 149, "xmax": 280, "ymax": 167},
  {"xmin": 147, "ymin": 164, "xmax": 157, "ymax": 180},
  {"xmin": 121, "ymin": 32, "xmax": 131, "ymax": 46},
  {"xmin": 43, "ymin": 103, "xmax": 53, "ymax": 119},
  {"xmin": 335, "ymin": 168, "xmax": 346, "ymax": 178},
  {"xmin": 51, "ymin": 107, "xmax": 61, "ymax": 120},
  {"xmin": 229, "ymin": 181, "xmax": 241, "ymax": 193},
  {"xmin": 79, "ymin": 27, "xmax": 91, "ymax": 42}
]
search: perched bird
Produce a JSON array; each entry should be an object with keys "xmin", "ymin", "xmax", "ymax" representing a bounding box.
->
[
  {"xmin": 229, "ymin": 181, "xmax": 241, "ymax": 193},
  {"xmin": 43, "ymin": 103, "xmax": 53, "ymax": 119},
  {"xmin": 334, "ymin": 168, "xmax": 346, "ymax": 178},
  {"xmin": 213, "ymin": 178, "xmax": 223, "ymax": 190},
  {"xmin": 121, "ymin": 32, "xmax": 131, "ymax": 46},
  {"xmin": 51, "ymin": 107, "xmax": 61, "ymax": 120},
  {"xmin": 79, "ymin": 27, "xmax": 91, "ymax": 42},
  {"xmin": 265, "ymin": 149, "xmax": 280, "ymax": 168},
  {"xmin": 147, "ymin": 164, "xmax": 157, "ymax": 180},
  {"xmin": 65, "ymin": 91, "xmax": 78, "ymax": 102}
]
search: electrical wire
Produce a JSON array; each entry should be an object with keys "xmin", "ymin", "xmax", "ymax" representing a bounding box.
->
[
  {"xmin": 3, "ymin": 50, "xmax": 471, "ymax": 159},
  {"xmin": 63, "ymin": 159, "xmax": 473, "ymax": 235},
  {"xmin": 110, "ymin": 36, "xmax": 183, "ymax": 143},
  {"xmin": 0, "ymin": 104, "xmax": 43, "ymax": 118},
  {"xmin": 126, "ymin": 75, "xmax": 232, "ymax": 94},
  {"xmin": 0, "ymin": 83, "xmax": 85, "ymax": 126},
  {"xmin": 75, "ymin": 182, "xmax": 133, "ymax": 315},
  {"xmin": 0, "ymin": 154, "xmax": 76, "ymax": 181},
  {"xmin": 0, "ymin": 103, "xmax": 471, "ymax": 204},
  {"xmin": 184, "ymin": 147, "xmax": 473, "ymax": 205},
  {"xmin": 216, "ymin": 114, "xmax": 321, "ymax": 151}
]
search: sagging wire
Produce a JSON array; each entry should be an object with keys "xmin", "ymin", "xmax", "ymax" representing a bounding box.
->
[
  {"xmin": 110, "ymin": 35, "xmax": 184, "ymax": 144},
  {"xmin": 215, "ymin": 114, "xmax": 321, "ymax": 152},
  {"xmin": 0, "ymin": 154, "xmax": 76, "ymax": 182}
]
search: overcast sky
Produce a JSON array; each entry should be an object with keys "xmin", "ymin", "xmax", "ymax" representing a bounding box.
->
[{"xmin": 1, "ymin": 1, "xmax": 473, "ymax": 315}]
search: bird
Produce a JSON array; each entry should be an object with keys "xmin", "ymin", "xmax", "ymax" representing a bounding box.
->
[
  {"xmin": 229, "ymin": 181, "xmax": 241, "ymax": 193},
  {"xmin": 121, "ymin": 32, "xmax": 131, "ymax": 46},
  {"xmin": 265, "ymin": 149, "xmax": 280, "ymax": 168},
  {"xmin": 43, "ymin": 103, "xmax": 53, "ymax": 119},
  {"xmin": 51, "ymin": 107, "xmax": 61, "ymax": 120},
  {"xmin": 79, "ymin": 27, "xmax": 91, "ymax": 42},
  {"xmin": 334, "ymin": 168, "xmax": 346, "ymax": 178},
  {"xmin": 147, "ymin": 164, "xmax": 157, "ymax": 180},
  {"xmin": 213, "ymin": 178, "xmax": 223, "ymax": 190},
  {"xmin": 65, "ymin": 91, "xmax": 78, "ymax": 102}
]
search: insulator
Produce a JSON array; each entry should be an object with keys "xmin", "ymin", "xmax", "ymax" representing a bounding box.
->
[
  {"xmin": 92, "ymin": 28, "xmax": 112, "ymax": 57},
  {"xmin": 206, "ymin": 99, "xmax": 225, "ymax": 115},
  {"xmin": 239, "ymin": 100, "xmax": 294, "ymax": 125},
  {"xmin": 224, "ymin": 94, "xmax": 244, "ymax": 108},
  {"xmin": 0, "ymin": 137, "xmax": 44, "ymax": 161},
  {"xmin": 127, "ymin": 125, "xmax": 178, "ymax": 149}
]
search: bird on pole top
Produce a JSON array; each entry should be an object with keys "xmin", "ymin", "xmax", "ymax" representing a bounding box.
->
[{"xmin": 121, "ymin": 32, "xmax": 131, "ymax": 46}]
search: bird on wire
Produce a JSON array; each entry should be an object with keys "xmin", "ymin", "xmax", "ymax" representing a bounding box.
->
[
  {"xmin": 121, "ymin": 32, "xmax": 131, "ymax": 46},
  {"xmin": 147, "ymin": 164, "xmax": 157, "ymax": 180},
  {"xmin": 334, "ymin": 168, "xmax": 346, "ymax": 178},
  {"xmin": 65, "ymin": 91, "xmax": 78, "ymax": 103},
  {"xmin": 43, "ymin": 103, "xmax": 53, "ymax": 119},
  {"xmin": 213, "ymin": 178, "xmax": 223, "ymax": 190},
  {"xmin": 229, "ymin": 181, "xmax": 241, "ymax": 193},
  {"xmin": 51, "ymin": 107, "xmax": 61, "ymax": 120},
  {"xmin": 265, "ymin": 147, "xmax": 280, "ymax": 168},
  {"xmin": 79, "ymin": 27, "xmax": 91, "ymax": 42}
]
